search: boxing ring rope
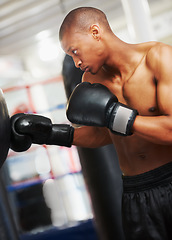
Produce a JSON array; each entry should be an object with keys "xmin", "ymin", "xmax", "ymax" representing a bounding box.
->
[
  {"xmin": 3, "ymin": 76, "xmax": 62, "ymax": 93},
  {"xmin": 3, "ymin": 76, "xmax": 64, "ymax": 114}
]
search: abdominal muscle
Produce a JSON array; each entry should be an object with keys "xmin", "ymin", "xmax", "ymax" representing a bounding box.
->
[{"xmin": 110, "ymin": 132, "xmax": 172, "ymax": 176}]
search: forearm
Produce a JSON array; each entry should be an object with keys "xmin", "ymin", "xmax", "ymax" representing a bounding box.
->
[
  {"xmin": 73, "ymin": 126, "xmax": 112, "ymax": 148},
  {"xmin": 133, "ymin": 115, "xmax": 172, "ymax": 144}
]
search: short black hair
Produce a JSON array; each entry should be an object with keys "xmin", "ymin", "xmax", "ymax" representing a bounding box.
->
[{"xmin": 59, "ymin": 7, "xmax": 111, "ymax": 41}]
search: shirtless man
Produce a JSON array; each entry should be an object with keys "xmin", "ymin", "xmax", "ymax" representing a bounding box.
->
[
  {"xmin": 59, "ymin": 7, "xmax": 172, "ymax": 240},
  {"xmin": 10, "ymin": 6, "xmax": 172, "ymax": 240}
]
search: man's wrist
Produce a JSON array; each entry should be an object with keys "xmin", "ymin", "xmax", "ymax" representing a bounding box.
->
[{"xmin": 109, "ymin": 102, "xmax": 138, "ymax": 136}]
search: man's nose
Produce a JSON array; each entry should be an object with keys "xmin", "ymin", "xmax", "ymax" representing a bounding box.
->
[{"xmin": 74, "ymin": 58, "xmax": 82, "ymax": 68}]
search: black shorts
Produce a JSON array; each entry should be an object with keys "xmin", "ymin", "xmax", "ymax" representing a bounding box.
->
[{"xmin": 122, "ymin": 162, "xmax": 172, "ymax": 240}]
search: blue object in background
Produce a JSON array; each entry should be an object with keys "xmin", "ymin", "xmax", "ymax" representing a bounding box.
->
[{"xmin": 20, "ymin": 220, "xmax": 99, "ymax": 240}]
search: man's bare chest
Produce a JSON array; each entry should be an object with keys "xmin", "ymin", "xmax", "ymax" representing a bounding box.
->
[
  {"xmin": 102, "ymin": 66, "xmax": 159, "ymax": 117},
  {"xmin": 123, "ymin": 76, "xmax": 158, "ymax": 116}
]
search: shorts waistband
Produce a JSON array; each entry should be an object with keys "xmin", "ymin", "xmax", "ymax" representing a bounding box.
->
[{"xmin": 122, "ymin": 162, "xmax": 172, "ymax": 193}]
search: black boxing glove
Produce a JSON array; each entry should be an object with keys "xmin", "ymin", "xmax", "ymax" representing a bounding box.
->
[
  {"xmin": 10, "ymin": 113, "xmax": 32, "ymax": 152},
  {"xmin": 10, "ymin": 113, "xmax": 74, "ymax": 152},
  {"xmin": 66, "ymin": 82, "xmax": 138, "ymax": 136}
]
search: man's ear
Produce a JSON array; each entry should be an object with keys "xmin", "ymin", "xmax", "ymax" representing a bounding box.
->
[{"xmin": 90, "ymin": 24, "xmax": 101, "ymax": 40}]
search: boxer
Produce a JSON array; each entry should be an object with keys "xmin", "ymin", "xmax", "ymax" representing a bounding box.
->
[{"xmin": 59, "ymin": 7, "xmax": 172, "ymax": 240}]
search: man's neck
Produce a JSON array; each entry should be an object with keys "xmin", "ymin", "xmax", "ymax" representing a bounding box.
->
[{"xmin": 103, "ymin": 37, "xmax": 146, "ymax": 83}]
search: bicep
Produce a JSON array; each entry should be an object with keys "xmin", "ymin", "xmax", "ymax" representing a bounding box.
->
[
  {"xmin": 157, "ymin": 82, "xmax": 172, "ymax": 116},
  {"xmin": 155, "ymin": 44, "xmax": 172, "ymax": 116}
]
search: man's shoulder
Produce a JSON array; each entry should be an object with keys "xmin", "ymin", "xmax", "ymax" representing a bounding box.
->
[
  {"xmin": 146, "ymin": 42, "xmax": 172, "ymax": 64},
  {"xmin": 145, "ymin": 42, "xmax": 172, "ymax": 81}
]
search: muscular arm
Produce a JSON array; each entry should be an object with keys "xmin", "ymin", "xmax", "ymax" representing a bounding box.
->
[
  {"xmin": 133, "ymin": 43, "xmax": 172, "ymax": 144},
  {"xmin": 73, "ymin": 126, "xmax": 112, "ymax": 148}
]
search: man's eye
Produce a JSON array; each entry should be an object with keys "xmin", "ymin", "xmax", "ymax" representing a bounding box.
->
[{"xmin": 72, "ymin": 50, "xmax": 77, "ymax": 55}]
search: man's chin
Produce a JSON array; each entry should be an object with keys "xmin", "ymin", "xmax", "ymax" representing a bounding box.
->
[
  {"xmin": 90, "ymin": 71, "xmax": 96, "ymax": 75},
  {"xmin": 90, "ymin": 69, "xmax": 98, "ymax": 75}
]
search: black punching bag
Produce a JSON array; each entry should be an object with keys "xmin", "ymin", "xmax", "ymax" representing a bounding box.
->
[
  {"xmin": 0, "ymin": 169, "xmax": 19, "ymax": 240},
  {"xmin": 62, "ymin": 55, "xmax": 125, "ymax": 240}
]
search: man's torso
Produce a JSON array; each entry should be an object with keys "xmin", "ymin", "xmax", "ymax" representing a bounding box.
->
[{"xmin": 85, "ymin": 42, "xmax": 172, "ymax": 175}]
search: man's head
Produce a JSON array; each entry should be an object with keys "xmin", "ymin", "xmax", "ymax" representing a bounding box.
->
[{"xmin": 59, "ymin": 7, "xmax": 112, "ymax": 74}]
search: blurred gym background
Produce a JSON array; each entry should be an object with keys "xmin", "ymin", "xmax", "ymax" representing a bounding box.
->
[{"xmin": 0, "ymin": 0, "xmax": 172, "ymax": 240}]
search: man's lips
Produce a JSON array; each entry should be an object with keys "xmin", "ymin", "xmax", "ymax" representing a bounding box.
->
[{"xmin": 81, "ymin": 66, "xmax": 89, "ymax": 72}]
